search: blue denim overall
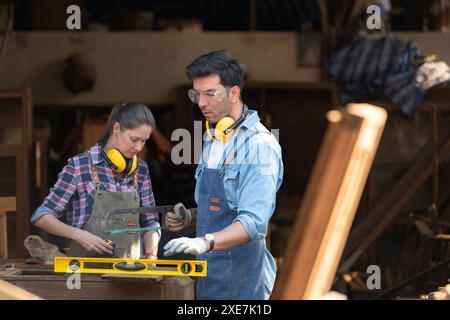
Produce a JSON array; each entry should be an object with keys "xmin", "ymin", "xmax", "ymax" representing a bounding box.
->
[{"xmin": 196, "ymin": 159, "xmax": 270, "ymax": 300}]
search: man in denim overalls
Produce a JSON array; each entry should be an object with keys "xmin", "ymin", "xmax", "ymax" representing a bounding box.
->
[{"xmin": 164, "ymin": 50, "xmax": 283, "ymax": 300}]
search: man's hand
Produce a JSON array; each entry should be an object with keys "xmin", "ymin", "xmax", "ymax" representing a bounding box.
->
[
  {"xmin": 70, "ymin": 229, "xmax": 114, "ymax": 255},
  {"xmin": 165, "ymin": 203, "xmax": 192, "ymax": 232},
  {"xmin": 163, "ymin": 237, "xmax": 208, "ymax": 256}
]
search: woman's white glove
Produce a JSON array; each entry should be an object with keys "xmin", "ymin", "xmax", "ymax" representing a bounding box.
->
[{"xmin": 163, "ymin": 237, "xmax": 207, "ymax": 256}]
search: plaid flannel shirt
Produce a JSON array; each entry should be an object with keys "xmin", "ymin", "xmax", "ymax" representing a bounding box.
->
[{"xmin": 31, "ymin": 143, "xmax": 159, "ymax": 230}]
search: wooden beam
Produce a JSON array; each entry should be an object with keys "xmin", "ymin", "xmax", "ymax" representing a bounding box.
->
[
  {"xmin": 0, "ymin": 279, "xmax": 43, "ymax": 300},
  {"xmin": 249, "ymin": 0, "xmax": 257, "ymax": 31},
  {"xmin": 0, "ymin": 197, "xmax": 15, "ymax": 259},
  {"xmin": 0, "ymin": 213, "xmax": 7, "ymax": 259},
  {"xmin": 272, "ymin": 103, "xmax": 387, "ymax": 299},
  {"xmin": 318, "ymin": 0, "xmax": 329, "ymax": 33},
  {"xmin": 0, "ymin": 197, "xmax": 16, "ymax": 212},
  {"xmin": 2, "ymin": 275, "xmax": 194, "ymax": 300}
]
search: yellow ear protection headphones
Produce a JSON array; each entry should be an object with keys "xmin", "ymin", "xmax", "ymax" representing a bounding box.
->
[
  {"xmin": 101, "ymin": 148, "xmax": 137, "ymax": 175},
  {"xmin": 205, "ymin": 105, "xmax": 248, "ymax": 142}
]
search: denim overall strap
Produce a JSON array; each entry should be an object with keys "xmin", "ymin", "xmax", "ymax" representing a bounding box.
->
[{"xmin": 195, "ymin": 166, "xmax": 267, "ymax": 299}]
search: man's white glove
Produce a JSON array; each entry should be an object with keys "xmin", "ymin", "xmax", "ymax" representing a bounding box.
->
[
  {"xmin": 163, "ymin": 237, "xmax": 207, "ymax": 256},
  {"xmin": 165, "ymin": 203, "xmax": 192, "ymax": 232}
]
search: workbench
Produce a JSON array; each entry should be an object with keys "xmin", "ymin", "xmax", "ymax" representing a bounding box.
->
[{"xmin": 0, "ymin": 260, "xmax": 195, "ymax": 300}]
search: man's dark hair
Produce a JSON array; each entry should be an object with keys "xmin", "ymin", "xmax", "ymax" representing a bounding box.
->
[{"xmin": 186, "ymin": 50, "xmax": 244, "ymax": 91}]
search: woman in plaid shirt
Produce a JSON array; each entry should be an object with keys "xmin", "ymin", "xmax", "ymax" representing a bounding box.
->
[{"xmin": 31, "ymin": 103, "xmax": 160, "ymax": 259}]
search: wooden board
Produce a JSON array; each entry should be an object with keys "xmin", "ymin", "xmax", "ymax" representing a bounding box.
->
[
  {"xmin": 2, "ymin": 274, "xmax": 194, "ymax": 300},
  {"xmin": 0, "ymin": 279, "xmax": 42, "ymax": 300},
  {"xmin": 0, "ymin": 212, "xmax": 7, "ymax": 259},
  {"xmin": 0, "ymin": 260, "xmax": 194, "ymax": 300},
  {"xmin": 0, "ymin": 197, "xmax": 15, "ymax": 259}
]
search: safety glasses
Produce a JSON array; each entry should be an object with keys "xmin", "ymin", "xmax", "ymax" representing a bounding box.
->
[{"xmin": 187, "ymin": 88, "xmax": 228, "ymax": 104}]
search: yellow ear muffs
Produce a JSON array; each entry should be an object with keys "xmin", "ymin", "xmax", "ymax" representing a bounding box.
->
[
  {"xmin": 104, "ymin": 148, "xmax": 137, "ymax": 175},
  {"xmin": 205, "ymin": 117, "xmax": 236, "ymax": 142}
]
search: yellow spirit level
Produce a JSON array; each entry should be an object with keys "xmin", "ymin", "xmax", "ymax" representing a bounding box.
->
[{"xmin": 54, "ymin": 257, "xmax": 207, "ymax": 277}]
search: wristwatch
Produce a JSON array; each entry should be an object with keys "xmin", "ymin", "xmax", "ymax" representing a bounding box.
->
[{"xmin": 202, "ymin": 233, "xmax": 215, "ymax": 252}]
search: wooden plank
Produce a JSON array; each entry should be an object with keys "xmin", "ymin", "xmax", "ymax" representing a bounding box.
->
[
  {"xmin": 0, "ymin": 197, "xmax": 16, "ymax": 212},
  {"xmin": 34, "ymin": 127, "xmax": 50, "ymax": 202},
  {"xmin": 0, "ymin": 213, "xmax": 7, "ymax": 259},
  {"xmin": 0, "ymin": 260, "xmax": 193, "ymax": 299},
  {"xmin": 318, "ymin": 0, "xmax": 329, "ymax": 32},
  {"xmin": 333, "ymin": 0, "xmax": 353, "ymax": 31},
  {"xmin": 272, "ymin": 104, "xmax": 387, "ymax": 299},
  {"xmin": 2, "ymin": 275, "xmax": 194, "ymax": 300},
  {"xmin": 0, "ymin": 197, "xmax": 15, "ymax": 259},
  {"xmin": 0, "ymin": 279, "xmax": 43, "ymax": 300},
  {"xmin": 15, "ymin": 150, "xmax": 29, "ymax": 258},
  {"xmin": 249, "ymin": 0, "xmax": 257, "ymax": 31}
]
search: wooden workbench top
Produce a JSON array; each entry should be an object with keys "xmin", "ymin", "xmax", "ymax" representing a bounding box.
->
[{"xmin": 0, "ymin": 259, "xmax": 194, "ymax": 300}]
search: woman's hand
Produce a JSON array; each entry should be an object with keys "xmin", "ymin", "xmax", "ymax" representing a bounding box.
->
[
  {"xmin": 145, "ymin": 253, "xmax": 157, "ymax": 260},
  {"xmin": 70, "ymin": 229, "xmax": 114, "ymax": 255},
  {"xmin": 144, "ymin": 253, "xmax": 158, "ymax": 269}
]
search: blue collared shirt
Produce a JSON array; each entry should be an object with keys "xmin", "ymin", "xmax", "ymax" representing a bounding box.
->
[{"xmin": 194, "ymin": 109, "xmax": 284, "ymax": 242}]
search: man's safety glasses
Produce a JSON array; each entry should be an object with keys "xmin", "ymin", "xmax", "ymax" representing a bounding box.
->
[{"xmin": 188, "ymin": 88, "xmax": 228, "ymax": 104}]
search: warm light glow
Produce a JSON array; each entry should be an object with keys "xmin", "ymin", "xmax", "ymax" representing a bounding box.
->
[
  {"xmin": 327, "ymin": 110, "xmax": 343, "ymax": 123},
  {"xmin": 347, "ymin": 103, "xmax": 387, "ymax": 150},
  {"xmin": 130, "ymin": 240, "xmax": 141, "ymax": 259}
]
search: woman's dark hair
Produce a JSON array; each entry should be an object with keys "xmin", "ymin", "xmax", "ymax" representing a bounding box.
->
[
  {"xmin": 100, "ymin": 102, "xmax": 156, "ymax": 145},
  {"xmin": 185, "ymin": 49, "xmax": 244, "ymax": 91}
]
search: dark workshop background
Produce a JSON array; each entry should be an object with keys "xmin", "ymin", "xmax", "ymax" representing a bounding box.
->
[{"xmin": 1, "ymin": 0, "xmax": 450, "ymax": 299}]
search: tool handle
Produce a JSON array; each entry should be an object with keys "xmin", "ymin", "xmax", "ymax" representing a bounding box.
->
[{"xmin": 169, "ymin": 203, "xmax": 192, "ymax": 230}]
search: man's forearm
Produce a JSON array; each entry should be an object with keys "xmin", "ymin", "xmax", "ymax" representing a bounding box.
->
[
  {"xmin": 187, "ymin": 208, "xmax": 250, "ymax": 250},
  {"xmin": 207, "ymin": 221, "xmax": 250, "ymax": 251}
]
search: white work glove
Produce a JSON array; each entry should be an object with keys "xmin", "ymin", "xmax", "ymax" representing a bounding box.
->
[
  {"xmin": 163, "ymin": 237, "xmax": 207, "ymax": 257},
  {"xmin": 165, "ymin": 203, "xmax": 192, "ymax": 232}
]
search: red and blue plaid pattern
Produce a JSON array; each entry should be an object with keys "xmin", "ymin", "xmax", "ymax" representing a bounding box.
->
[{"xmin": 31, "ymin": 143, "xmax": 158, "ymax": 229}]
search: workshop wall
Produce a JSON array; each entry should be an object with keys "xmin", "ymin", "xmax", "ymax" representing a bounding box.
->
[{"xmin": 0, "ymin": 32, "xmax": 320, "ymax": 106}]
